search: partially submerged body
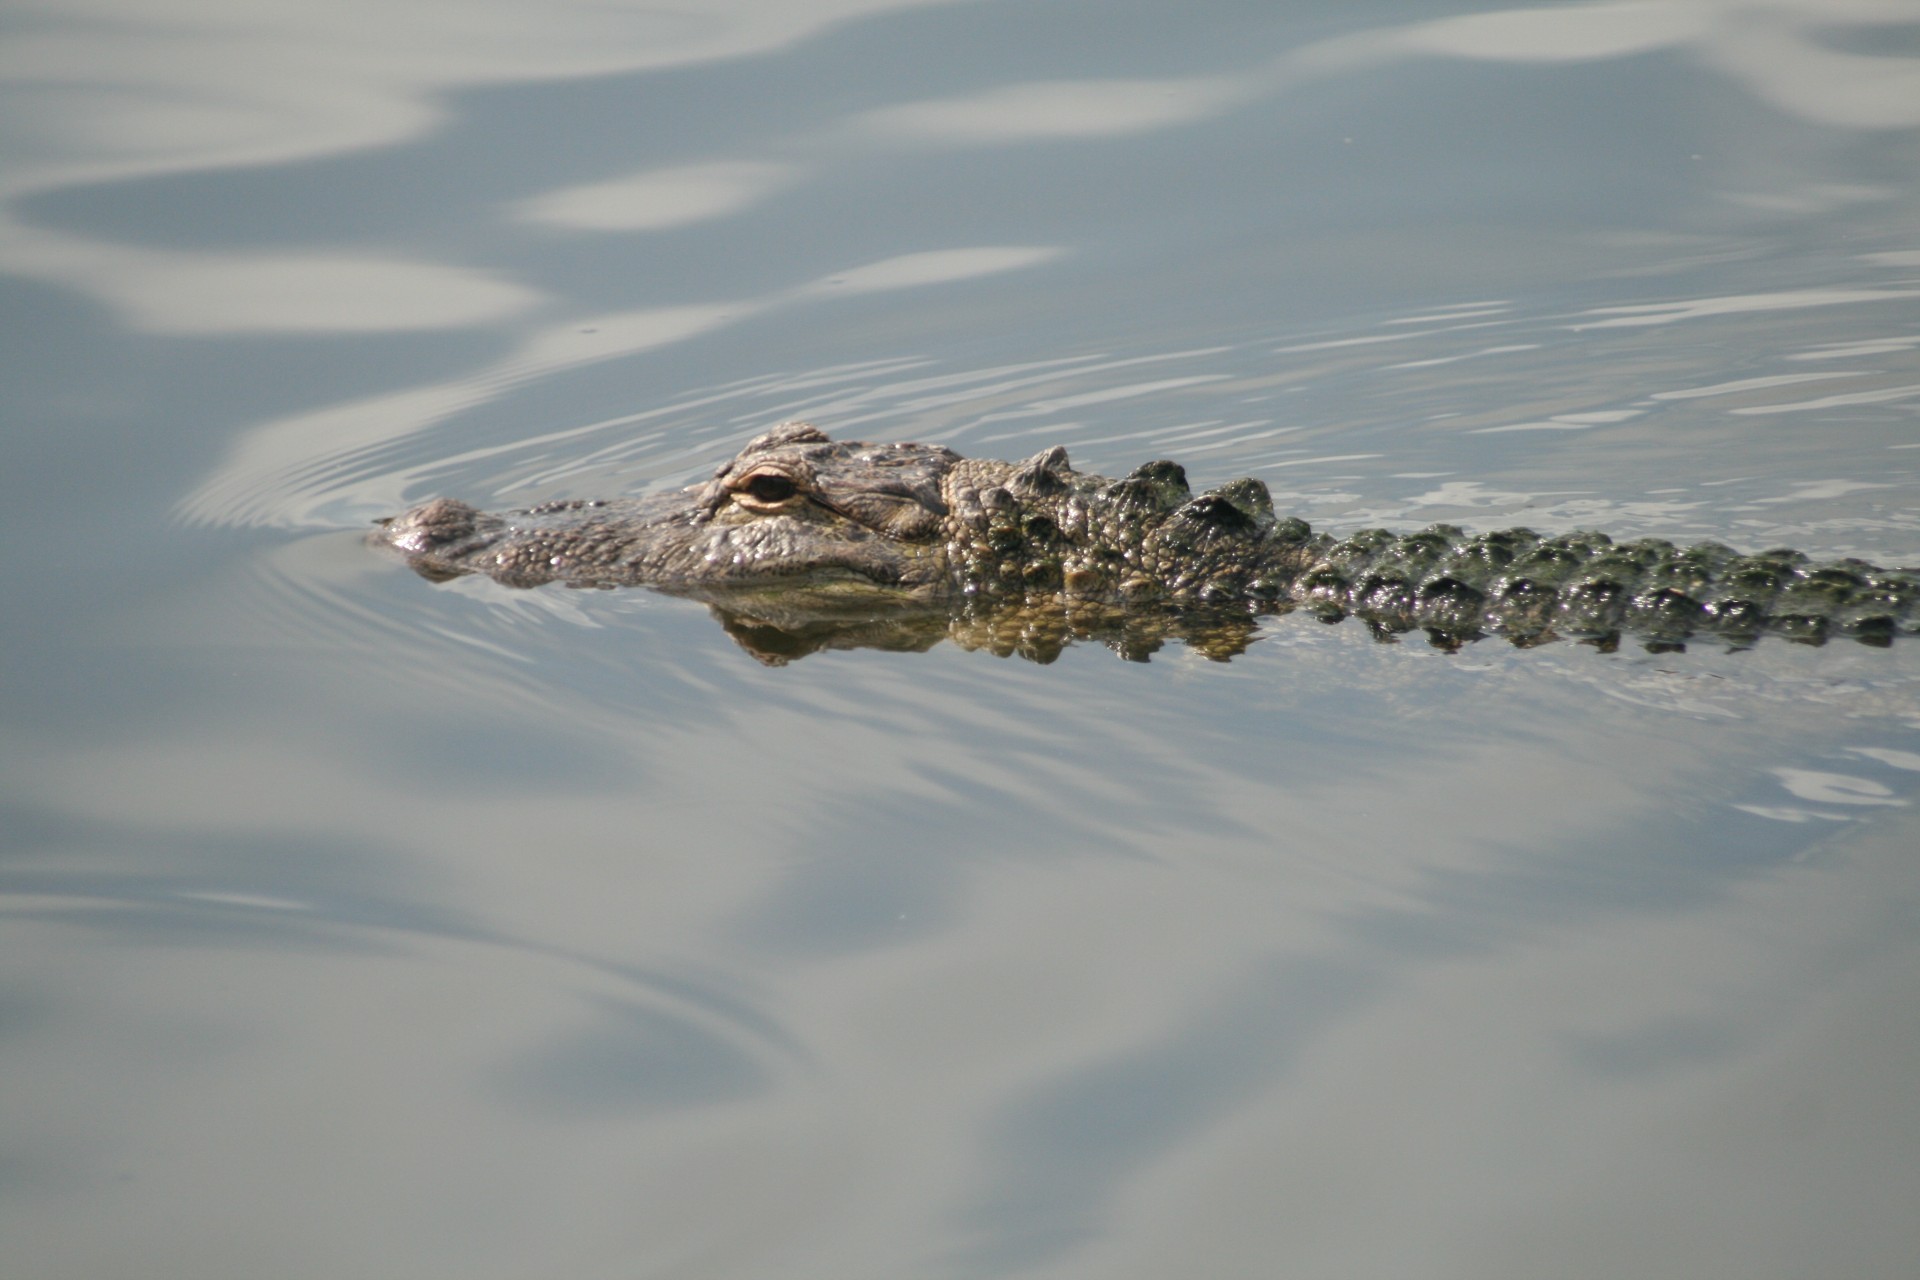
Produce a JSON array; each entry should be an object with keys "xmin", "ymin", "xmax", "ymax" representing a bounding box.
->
[{"xmin": 377, "ymin": 421, "xmax": 1920, "ymax": 661}]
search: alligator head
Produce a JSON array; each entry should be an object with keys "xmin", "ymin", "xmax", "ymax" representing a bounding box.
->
[{"xmin": 376, "ymin": 421, "xmax": 961, "ymax": 597}]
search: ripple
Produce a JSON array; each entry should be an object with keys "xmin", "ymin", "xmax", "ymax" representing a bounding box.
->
[{"xmin": 0, "ymin": 875, "xmax": 802, "ymax": 1101}]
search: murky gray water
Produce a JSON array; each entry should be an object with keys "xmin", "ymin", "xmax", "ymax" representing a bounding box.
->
[{"xmin": 6, "ymin": 3, "xmax": 1920, "ymax": 1277}]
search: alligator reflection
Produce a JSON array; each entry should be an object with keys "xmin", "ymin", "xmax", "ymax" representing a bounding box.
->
[
  {"xmin": 377, "ymin": 423, "xmax": 1920, "ymax": 663},
  {"xmin": 687, "ymin": 592, "xmax": 1279, "ymax": 666},
  {"xmin": 671, "ymin": 589, "xmax": 1711, "ymax": 666}
]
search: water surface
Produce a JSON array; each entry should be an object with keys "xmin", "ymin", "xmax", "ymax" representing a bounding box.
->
[{"xmin": 4, "ymin": 3, "xmax": 1920, "ymax": 1277}]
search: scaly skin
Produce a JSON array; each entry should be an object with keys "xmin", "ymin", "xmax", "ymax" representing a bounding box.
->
[{"xmin": 376, "ymin": 421, "xmax": 1920, "ymax": 654}]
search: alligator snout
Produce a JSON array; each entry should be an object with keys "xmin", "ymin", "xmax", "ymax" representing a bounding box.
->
[
  {"xmin": 372, "ymin": 497, "xmax": 516, "ymax": 582},
  {"xmin": 377, "ymin": 497, "xmax": 484, "ymax": 554}
]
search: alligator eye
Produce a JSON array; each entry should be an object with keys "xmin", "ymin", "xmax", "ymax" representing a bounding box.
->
[{"xmin": 739, "ymin": 472, "xmax": 798, "ymax": 504}]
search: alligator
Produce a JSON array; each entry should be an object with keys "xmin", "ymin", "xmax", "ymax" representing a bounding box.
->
[{"xmin": 375, "ymin": 420, "xmax": 1920, "ymax": 663}]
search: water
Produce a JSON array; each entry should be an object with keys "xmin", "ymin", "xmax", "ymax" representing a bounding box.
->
[{"xmin": 5, "ymin": 3, "xmax": 1920, "ymax": 1277}]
